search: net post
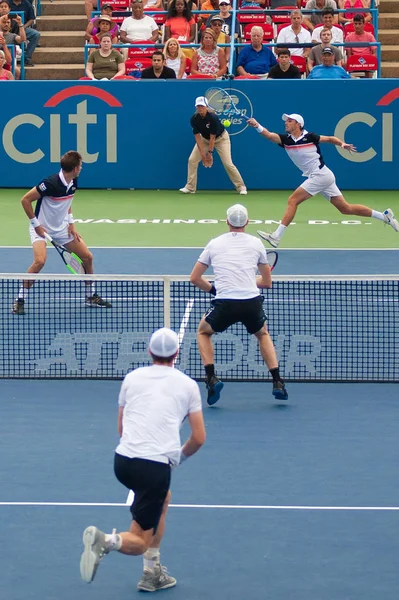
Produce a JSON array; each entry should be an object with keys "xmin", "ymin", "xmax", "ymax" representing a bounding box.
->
[{"xmin": 164, "ymin": 276, "xmax": 171, "ymax": 328}]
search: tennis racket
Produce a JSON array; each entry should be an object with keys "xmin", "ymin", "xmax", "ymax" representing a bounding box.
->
[
  {"xmin": 267, "ymin": 250, "xmax": 278, "ymax": 272},
  {"xmin": 205, "ymin": 87, "xmax": 249, "ymax": 121},
  {"xmin": 44, "ymin": 232, "xmax": 86, "ymax": 275}
]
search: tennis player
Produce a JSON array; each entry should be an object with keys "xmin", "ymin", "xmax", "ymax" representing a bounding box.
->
[
  {"xmin": 247, "ymin": 113, "xmax": 399, "ymax": 247},
  {"xmin": 179, "ymin": 96, "xmax": 247, "ymax": 195},
  {"xmin": 80, "ymin": 327, "xmax": 205, "ymax": 592},
  {"xmin": 190, "ymin": 204, "xmax": 288, "ymax": 405},
  {"xmin": 11, "ymin": 150, "xmax": 111, "ymax": 315}
]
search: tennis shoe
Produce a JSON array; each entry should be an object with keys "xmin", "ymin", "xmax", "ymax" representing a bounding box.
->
[
  {"xmin": 80, "ymin": 526, "xmax": 109, "ymax": 583},
  {"xmin": 257, "ymin": 231, "xmax": 280, "ymax": 248},
  {"xmin": 137, "ymin": 565, "xmax": 177, "ymax": 592},
  {"xmin": 239, "ymin": 187, "xmax": 248, "ymax": 195},
  {"xmin": 179, "ymin": 187, "xmax": 195, "ymax": 194},
  {"xmin": 11, "ymin": 299, "xmax": 25, "ymax": 315},
  {"xmin": 383, "ymin": 208, "xmax": 399, "ymax": 232},
  {"xmin": 272, "ymin": 379, "xmax": 288, "ymax": 401},
  {"xmin": 85, "ymin": 293, "xmax": 112, "ymax": 308},
  {"xmin": 206, "ymin": 375, "xmax": 224, "ymax": 406}
]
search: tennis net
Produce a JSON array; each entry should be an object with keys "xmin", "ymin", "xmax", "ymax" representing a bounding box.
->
[{"xmin": 0, "ymin": 273, "xmax": 397, "ymax": 382}]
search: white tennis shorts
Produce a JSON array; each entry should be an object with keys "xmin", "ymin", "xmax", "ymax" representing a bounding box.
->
[
  {"xmin": 29, "ymin": 223, "xmax": 74, "ymax": 246},
  {"xmin": 300, "ymin": 166, "xmax": 342, "ymax": 201}
]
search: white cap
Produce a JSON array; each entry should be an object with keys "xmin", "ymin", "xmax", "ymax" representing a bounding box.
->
[
  {"xmin": 149, "ymin": 327, "xmax": 179, "ymax": 358},
  {"xmin": 282, "ymin": 113, "xmax": 304, "ymax": 128},
  {"xmin": 195, "ymin": 96, "xmax": 208, "ymax": 107},
  {"xmin": 226, "ymin": 204, "xmax": 248, "ymax": 228}
]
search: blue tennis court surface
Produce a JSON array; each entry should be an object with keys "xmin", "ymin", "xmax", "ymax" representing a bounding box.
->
[{"xmin": 0, "ymin": 248, "xmax": 398, "ymax": 600}]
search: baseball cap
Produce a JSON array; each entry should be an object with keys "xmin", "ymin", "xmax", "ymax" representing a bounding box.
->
[
  {"xmin": 210, "ymin": 14, "xmax": 224, "ymax": 22},
  {"xmin": 321, "ymin": 46, "xmax": 334, "ymax": 54},
  {"xmin": 149, "ymin": 328, "xmax": 179, "ymax": 358},
  {"xmin": 101, "ymin": 2, "xmax": 113, "ymax": 8},
  {"xmin": 195, "ymin": 96, "xmax": 208, "ymax": 107},
  {"xmin": 219, "ymin": 1, "xmax": 230, "ymax": 4},
  {"xmin": 226, "ymin": 204, "xmax": 248, "ymax": 228},
  {"xmin": 282, "ymin": 113, "xmax": 305, "ymax": 128}
]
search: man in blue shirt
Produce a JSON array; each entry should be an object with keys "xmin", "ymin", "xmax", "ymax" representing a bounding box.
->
[
  {"xmin": 7, "ymin": 0, "xmax": 40, "ymax": 65},
  {"xmin": 236, "ymin": 25, "xmax": 277, "ymax": 77},
  {"xmin": 307, "ymin": 46, "xmax": 350, "ymax": 79}
]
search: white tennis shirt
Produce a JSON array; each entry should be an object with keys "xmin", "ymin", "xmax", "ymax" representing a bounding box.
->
[
  {"xmin": 116, "ymin": 365, "xmax": 202, "ymax": 466},
  {"xmin": 198, "ymin": 231, "xmax": 268, "ymax": 300}
]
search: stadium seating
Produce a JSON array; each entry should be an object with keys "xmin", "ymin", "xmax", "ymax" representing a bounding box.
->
[
  {"xmin": 346, "ymin": 54, "xmax": 378, "ymax": 76},
  {"xmin": 243, "ymin": 23, "xmax": 274, "ymax": 42}
]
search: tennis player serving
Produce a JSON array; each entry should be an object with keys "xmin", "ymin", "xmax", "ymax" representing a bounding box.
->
[
  {"xmin": 11, "ymin": 150, "xmax": 111, "ymax": 315},
  {"xmin": 248, "ymin": 113, "xmax": 399, "ymax": 248}
]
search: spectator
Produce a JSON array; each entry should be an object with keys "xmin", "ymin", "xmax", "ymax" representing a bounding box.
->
[
  {"xmin": 0, "ymin": 1, "xmax": 18, "ymax": 34},
  {"xmin": 143, "ymin": 0, "xmax": 163, "ymax": 9},
  {"xmin": 120, "ymin": 0, "xmax": 159, "ymax": 43},
  {"xmin": 311, "ymin": 8, "xmax": 343, "ymax": 43},
  {"xmin": 276, "ymin": 10, "xmax": 312, "ymax": 58},
  {"xmin": 8, "ymin": 0, "xmax": 40, "ymax": 66},
  {"xmin": 199, "ymin": 0, "xmax": 219, "ymax": 27},
  {"xmin": 236, "ymin": 25, "xmax": 277, "ymax": 78},
  {"xmin": 307, "ymin": 45, "xmax": 350, "ymax": 77},
  {"xmin": 1, "ymin": 14, "xmax": 25, "ymax": 79},
  {"xmin": 241, "ymin": 0, "xmax": 265, "ymax": 8},
  {"xmin": 345, "ymin": 14, "xmax": 376, "ymax": 77},
  {"xmin": 338, "ymin": 0, "xmax": 372, "ymax": 25},
  {"xmin": 268, "ymin": 48, "xmax": 301, "ymax": 79},
  {"xmin": 141, "ymin": 49, "xmax": 177, "ymax": 77},
  {"xmin": 164, "ymin": 37, "xmax": 187, "ymax": 78},
  {"xmin": 0, "ymin": 48, "xmax": 13, "ymax": 78},
  {"xmin": 303, "ymin": 0, "xmax": 337, "ymax": 32},
  {"xmin": 207, "ymin": 0, "xmax": 239, "ymax": 39},
  {"xmin": 167, "ymin": 0, "xmax": 198, "ymax": 9},
  {"xmin": 190, "ymin": 28, "xmax": 226, "ymax": 77},
  {"xmin": 164, "ymin": 0, "xmax": 196, "ymax": 43},
  {"xmin": 308, "ymin": 27, "xmax": 343, "ymax": 69},
  {"xmin": 86, "ymin": 32, "xmax": 125, "ymax": 79},
  {"xmin": 0, "ymin": 23, "xmax": 11, "ymax": 65},
  {"xmin": 89, "ymin": 15, "xmax": 118, "ymax": 52},
  {"xmin": 85, "ymin": 3, "xmax": 119, "ymax": 42},
  {"xmin": 208, "ymin": 15, "xmax": 230, "ymax": 60}
]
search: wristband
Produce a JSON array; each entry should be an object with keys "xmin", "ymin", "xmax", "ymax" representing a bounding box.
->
[
  {"xmin": 68, "ymin": 213, "xmax": 74, "ymax": 224},
  {"xmin": 30, "ymin": 217, "xmax": 39, "ymax": 228},
  {"xmin": 209, "ymin": 284, "xmax": 216, "ymax": 296},
  {"xmin": 256, "ymin": 125, "xmax": 264, "ymax": 134}
]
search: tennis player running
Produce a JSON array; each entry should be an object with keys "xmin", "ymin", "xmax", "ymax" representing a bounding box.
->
[
  {"xmin": 190, "ymin": 204, "xmax": 288, "ymax": 405},
  {"xmin": 247, "ymin": 113, "xmax": 399, "ymax": 248},
  {"xmin": 80, "ymin": 327, "xmax": 206, "ymax": 592},
  {"xmin": 11, "ymin": 150, "xmax": 111, "ymax": 314}
]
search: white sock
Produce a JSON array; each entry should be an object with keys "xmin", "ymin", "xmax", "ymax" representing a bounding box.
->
[
  {"xmin": 104, "ymin": 529, "xmax": 122, "ymax": 552},
  {"xmin": 17, "ymin": 285, "xmax": 27, "ymax": 300},
  {"xmin": 371, "ymin": 210, "xmax": 385, "ymax": 222},
  {"xmin": 274, "ymin": 224, "xmax": 287, "ymax": 239},
  {"xmin": 85, "ymin": 283, "xmax": 95, "ymax": 297},
  {"xmin": 143, "ymin": 548, "xmax": 160, "ymax": 571}
]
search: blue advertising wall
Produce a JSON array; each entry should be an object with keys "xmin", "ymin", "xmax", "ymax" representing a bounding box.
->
[{"xmin": 1, "ymin": 80, "xmax": 398, "ymax": 190}]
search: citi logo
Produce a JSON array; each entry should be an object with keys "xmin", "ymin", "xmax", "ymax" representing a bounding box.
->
[{"xmin": 2, "ymin": 86, "xmax": 122, "ymax": 165}]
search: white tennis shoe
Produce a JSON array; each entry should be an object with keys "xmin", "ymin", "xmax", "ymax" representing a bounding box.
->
[
  {"xmin": 257, "ymin": 230, "xmax": 280, "ymax": 248},
  {"xmin": 179, "ymin": 187, "xmax": 195, "ymax": 194},
  {"xmin": 383, "ymin": 208, "xmax": 399, "ymax": 232},
  {"xmin": 239, "ymin": 187, "xmax": 248, "ymax": 195},
  {"xmin": 80, "ymin": 526, "xmax": 109, "ymax": 583}
]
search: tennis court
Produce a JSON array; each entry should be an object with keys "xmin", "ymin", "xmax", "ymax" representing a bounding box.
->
[{"xmin": 0, "ymin": 189, "xmax": 398, "ymax": 599}]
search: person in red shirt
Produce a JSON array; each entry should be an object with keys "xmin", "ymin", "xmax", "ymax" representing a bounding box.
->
[{"xmin": 345, "ymin": 14, "xmax": 376, "ymax": 78}]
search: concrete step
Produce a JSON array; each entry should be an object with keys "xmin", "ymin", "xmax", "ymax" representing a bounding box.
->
[
  {"xmin": 378, "ymin": 29, "xmax": 399, "ymax": 44},
  {"xmin": 381, "ymin": 61, "xmax": 399, "ymax": 77},
  {"xmin": 39, "ymin": 31, "xmax": 85, "ymax": 47},
  {"xmin": 378, "ymin": 0, "xmax": 399, "ymax": 12},
  {"xmin": 33, "ymin": 47, "xmax": 84, "ymax": 64},
  {"xmin": 378, "ymin": 12, "xmax": 399, "ymax": 27},
  {"xmin": 36, "ymin": 15, "xmax": 87, "ymax": 31},
  {"xmin": 40, "ymin": 1, "xmax": 86, "ymax": 16},
  {"xmin": 381, "ymin": 45, "xmax": 399, "ymax": 61},
  {"xmin": 25, "ymin": 63, "xmax": 85, "ymax": 80}
]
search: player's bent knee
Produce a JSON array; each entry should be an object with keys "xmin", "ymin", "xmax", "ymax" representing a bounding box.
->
[{"xmin": 33, "ymin": 258, "xmax": 46, "ymax": 271}]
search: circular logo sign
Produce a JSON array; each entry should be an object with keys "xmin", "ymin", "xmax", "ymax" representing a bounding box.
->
[{"xmin": 207, "ymin": 88, "xmax": 253, "ymax": 136}]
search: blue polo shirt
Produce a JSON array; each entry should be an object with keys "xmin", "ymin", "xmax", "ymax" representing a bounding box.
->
[
  {"xmin": 8, "ymin": 0, "xmax": 36, "ymax": 22},
  {"xmin": 307, "ymin": 65, "xmax": 351, "ymax": 79},
  {"xmin": 236, "ymin": 44, "xmax": 277, "ymax": 75}
]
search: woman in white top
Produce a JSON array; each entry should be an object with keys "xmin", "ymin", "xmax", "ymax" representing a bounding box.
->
[
  {"xmin": 120, "ymin": 0, "xmax": 159, "ymax": 43},
  {"xmin": 164, "ymin": 38, "xmax": 187, "ymax": 78}
]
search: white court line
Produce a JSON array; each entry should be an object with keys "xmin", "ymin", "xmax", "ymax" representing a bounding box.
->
[
  {"xmin": 0, "ymin": 502, "xmax": 398, "ymax": 511},
  {"xmin": 0, "ymin": 247, "xmax": 398, "ymax": 251}
]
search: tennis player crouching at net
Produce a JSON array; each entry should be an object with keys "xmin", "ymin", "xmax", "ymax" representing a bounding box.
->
[
  {"xmin": 11, "ymin": 150, "xmax": 111, "ymax": 315},
  {"xmin": 190, "ymin": 204, "xmax": 288, "ymax": 405},
  {"xmin": 80, "ymin": 327, "xmax": 206, "ymax": 592}
]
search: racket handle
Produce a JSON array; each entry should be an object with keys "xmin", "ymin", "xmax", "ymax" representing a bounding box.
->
[{"xmin": 43, "ymin": 232, "xmax": 53, "ymax": 242}]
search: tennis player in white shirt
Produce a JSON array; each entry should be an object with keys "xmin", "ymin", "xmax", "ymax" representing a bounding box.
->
[
  {"xmin": 80, "ymin": 328, "xmax": 205, "ymax": 592},
  {"xmin": 190, "ymin": 204, "xmax": 288, "ymax": 406}
]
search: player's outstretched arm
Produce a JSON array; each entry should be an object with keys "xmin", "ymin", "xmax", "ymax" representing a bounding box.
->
[
  {"xmin": 319, "ymin": 135, "xmax": 357, "ymax": 153},
  {"xmin": 247, "ymin": 118, "xmax": 282, "ymax": 144}
]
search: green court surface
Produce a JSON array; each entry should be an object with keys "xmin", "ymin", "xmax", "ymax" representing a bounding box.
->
[{"xmin": 1, "ymin": 189, "xmax": 398, "ymax": 248}]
